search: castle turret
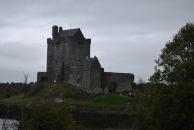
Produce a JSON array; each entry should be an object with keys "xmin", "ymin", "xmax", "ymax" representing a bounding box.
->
[
  {"xmin": 59, "ymin": 26, "xmax": 63, "ymax": 32},
  {"xmin": 52, "ymin": 25, "xmax": 58, "ymax": 39}
]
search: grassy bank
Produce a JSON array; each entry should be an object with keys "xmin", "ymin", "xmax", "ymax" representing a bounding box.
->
[{"xmin": 0, "ymin": 83, "xmax": 139, "ymax": 112}]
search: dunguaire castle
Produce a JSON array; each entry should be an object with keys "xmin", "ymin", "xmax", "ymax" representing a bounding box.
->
[{"xmin": 37, "ymin": 25, "xmax": 134, "ymax": 93}]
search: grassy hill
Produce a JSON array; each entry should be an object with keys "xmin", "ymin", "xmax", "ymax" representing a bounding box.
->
[{"xmin": 0, "ymin": 83, "xmax": 139, "ymax": 111}]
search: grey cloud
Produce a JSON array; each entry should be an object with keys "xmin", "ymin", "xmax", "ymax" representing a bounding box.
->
[
  {"xmin": 0, "ymin": 69, "xmax": 38, "ymax": 83},
  {"xmin": 0, "ymin": 42, "xmax": 46, "ymax": 82},
  {"xmin": 0, "ymin": 42, "xmax": 46, "ymax": 62}
]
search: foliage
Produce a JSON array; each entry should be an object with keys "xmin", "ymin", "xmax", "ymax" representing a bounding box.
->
[
  {"xmin": 150, "ymin": 23, "xmax": 194, "ymax": 84},
  {"xmin": 0, "ymin": 83, "xmax": 31, "ymax": 99},
  {"xmin": 141, "ymin": 84, "xmax": 194, "ymax": 130},
  {"xmin": 143, "ymin": 23, "xmax": 194, "ymax": 130},
  {"xmin": 23, "ymin": 104, "xmax": 86, "ymax": 130}
]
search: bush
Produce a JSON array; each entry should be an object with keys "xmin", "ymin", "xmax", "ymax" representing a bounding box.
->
[
  {"xmin": 142, "ymin": 84, "xmax": 194, "ymax": 130},
  {"xmin": 23, "ymin": 104, "xmax": 86, "ymax": 130}
]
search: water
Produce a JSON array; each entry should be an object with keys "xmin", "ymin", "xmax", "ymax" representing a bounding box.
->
[{"xmin": 0, "ymin": 119, "xmax": 19, "ymax": 130}]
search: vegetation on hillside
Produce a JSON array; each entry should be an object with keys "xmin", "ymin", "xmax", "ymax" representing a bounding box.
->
[
  {"xmin": 0, "ymin": 83, "xmax": 137, "ymax": 111},
  {"xmin": 23, "ymin": 104, "xmax": 86, "ymax": 130}
]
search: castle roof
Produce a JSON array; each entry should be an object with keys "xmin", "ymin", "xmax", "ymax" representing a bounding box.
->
[{"xmin": 61, "ymin": 28, "xmax": 83, "ymax": 37}]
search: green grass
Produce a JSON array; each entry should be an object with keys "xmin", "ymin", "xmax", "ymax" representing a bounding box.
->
[{"xmin": 88, "ymin": 94, "xmax": 128, "ymax": 109}]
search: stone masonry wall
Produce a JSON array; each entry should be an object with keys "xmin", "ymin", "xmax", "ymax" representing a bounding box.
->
[
  {"xmin": 103, "ymin": 72, "xmax": 134, "ymax": 92},
  {"xmin": 90, "ymin": 57, "xmax": 102, "ymax": 93}
]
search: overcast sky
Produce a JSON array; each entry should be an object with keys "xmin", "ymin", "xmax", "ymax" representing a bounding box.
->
[{"xmin": 0, "ymin": 0, "xmax": 193, "ymax": 83}]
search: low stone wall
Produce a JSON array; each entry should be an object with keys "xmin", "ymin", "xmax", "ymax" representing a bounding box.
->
[
  {"xmin": 72, "ymin": 110, "xmax": 140, "ymax": 130},
  {"xmin": 0, "ymin": 104, "xmax": 21, "ymax": 120},
  {"xmin": 103, "ymin": 72, "xmax": 134, "ymax": 92}
]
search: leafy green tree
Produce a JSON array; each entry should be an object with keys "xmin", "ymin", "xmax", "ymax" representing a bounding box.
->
[
  {"xmin": 143, "ymin": 23, "xmax": 194, "ymax": 130},
  {"xmin": 150, "ymin": 23, "xmax": 194, "ymax": 84}
]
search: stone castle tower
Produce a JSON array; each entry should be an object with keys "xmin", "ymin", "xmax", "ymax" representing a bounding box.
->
[{"xmin": 37, "ymin": 25, "xmax": 134, "ymax": 93}]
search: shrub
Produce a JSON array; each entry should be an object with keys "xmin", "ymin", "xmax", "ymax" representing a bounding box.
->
[{"xmin": 23, "ymin": 104, "xmax": 86, "ymax": 130}]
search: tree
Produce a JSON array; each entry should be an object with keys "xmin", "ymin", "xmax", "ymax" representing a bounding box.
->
[
  {"xmin": 150, "ymin": 23, "xmax": 194, "ymax": 84},
  {"xmin": 143, "ymin": 23, "xmax": 194, "ymax": 130}
]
